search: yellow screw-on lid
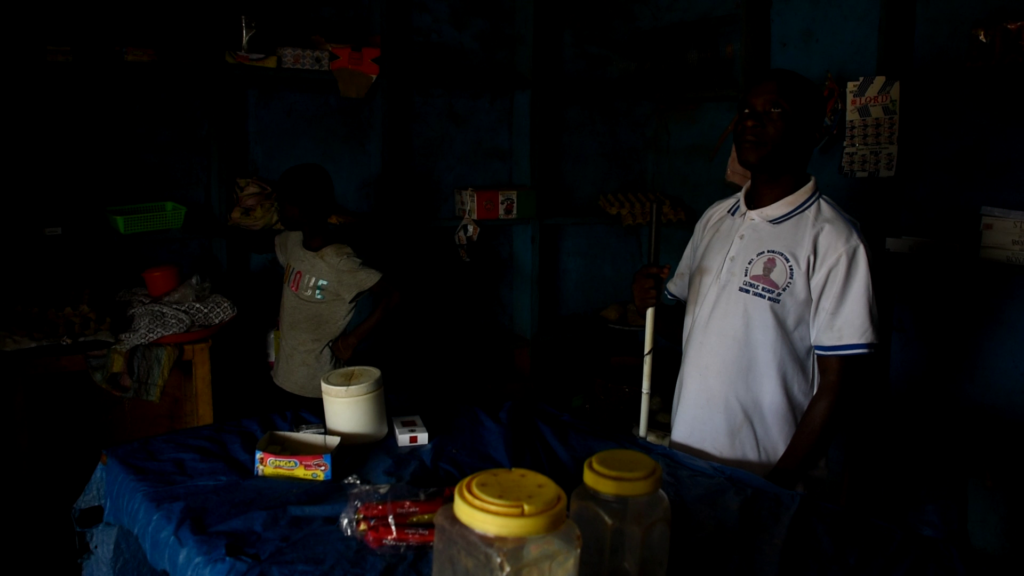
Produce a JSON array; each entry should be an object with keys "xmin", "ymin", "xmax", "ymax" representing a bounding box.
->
[
  {"xmin": 583, "ymin": 449, "xmax": 662, "ymax": 497},
  {"xmin": 453, "ymin": 468, "xmax": 568, "ymax": 538}
]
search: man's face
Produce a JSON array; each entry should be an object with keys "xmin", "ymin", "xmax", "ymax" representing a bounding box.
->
[
  {"xmin": 734, "ymin": 81, "xmax": 816, "ymax": 174},
  {"xmin": 762, "ymin": 261, "xmax": 776, "ymax": 276}
]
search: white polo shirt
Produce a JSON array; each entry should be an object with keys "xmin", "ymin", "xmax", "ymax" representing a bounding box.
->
[{"xmin": 665, "ymin": 177, "xmax": 876, "ymax": 475}]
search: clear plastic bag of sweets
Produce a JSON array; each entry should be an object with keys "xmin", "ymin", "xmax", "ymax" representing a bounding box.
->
[{"xmin": 339, "ymin": 484, "xmax": 454, "ymax": 552}]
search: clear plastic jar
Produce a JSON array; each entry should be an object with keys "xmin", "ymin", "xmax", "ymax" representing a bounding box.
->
[
  {"xmin": 433, "ymin": 468, "xmax": 581, "ymax": 576},
  {"xmin": 569, "ymin": 450, "xmax": 671, "ymax": 576}
]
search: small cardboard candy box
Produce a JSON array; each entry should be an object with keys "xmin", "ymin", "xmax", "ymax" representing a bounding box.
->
[
  {"xmin": 497, "ymin": 188, "xmax": 536, "ymax": 219},
  {"xmin": 454, "ymin": 189, "xmax": 500, "ymax": 220},
  {"xmin": 980, "ymin": 214, "xmax": 1024, "ymax": 252},
  {"xmin": 255, "ymin": 431, "xmax": 341, "ymax": 480},
  {"xmin": 498, "ymin": 191, "xmax": 517, "ymax": 219},
  {"xmin": 277, "ymin": 47, "xmax": 331, "ymax": 70},
  {"xmin": 457, "ymin": 188, "xmax": 535, "ymax": 219},
  {"xmin": 393, "ymin": 416, "xmax": 429, "ymax": 447},
  {"xmin": 454, "ymin": 189, "xmax": 473, "ymax": 218}
]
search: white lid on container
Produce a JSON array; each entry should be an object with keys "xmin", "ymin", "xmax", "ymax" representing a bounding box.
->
[{"xmin": 321, "ymin": 367, "xmax": 383, "ymax": 398}]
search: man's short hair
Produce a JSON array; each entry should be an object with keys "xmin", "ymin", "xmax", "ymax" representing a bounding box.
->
[
  {"xmin": 746, "ymin": 69, "xmax": 824, "ymax": 130},
  {"xmin": 277, "ymin": 164, "xmax": 335, "ymax": 211}
]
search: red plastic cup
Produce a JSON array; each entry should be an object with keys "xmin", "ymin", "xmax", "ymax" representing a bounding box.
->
[{"xmin": 142, "ymin": 265, "xmax": 181, "ymax": 298}]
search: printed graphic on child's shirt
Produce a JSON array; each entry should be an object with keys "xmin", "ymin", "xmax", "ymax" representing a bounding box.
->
[{"xmin": 283, "ymin": 264, "xmax": 329, "ymax": 300}]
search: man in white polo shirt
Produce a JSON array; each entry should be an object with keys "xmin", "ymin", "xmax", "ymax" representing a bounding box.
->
[{"xmin": 633, "ymin": 69, "xmax": 876, "ymax": 489}]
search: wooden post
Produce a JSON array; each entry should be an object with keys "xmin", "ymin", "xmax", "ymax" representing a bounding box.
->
[{"xmin": 182, "ymin": 341, "xmax": 214, "ymax": 426}]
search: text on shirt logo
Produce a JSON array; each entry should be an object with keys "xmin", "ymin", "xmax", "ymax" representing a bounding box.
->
[
  {"xmin": 738, "ymin": 249, "xmax": 794, "ymax": 304},
  {"xmin": 283, "ymin": 264, "xmax": 329, "ymax": 300}
]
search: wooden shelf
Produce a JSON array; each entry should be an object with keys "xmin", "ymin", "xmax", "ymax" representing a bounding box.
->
[
  {"xmin": 219, "ymin": 63, "xmax": 340, "ymax": 92},
  {"xmin": 429, "ymin": 215, "xmax": 628, "ymax": 227},
  {"xmin": 429, "ymin": 217, "xmax": 532, "ymax": 227}
]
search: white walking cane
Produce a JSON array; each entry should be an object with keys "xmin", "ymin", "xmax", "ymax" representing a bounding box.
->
[{"xmin": 638, "ymin": 203, "xmax": 658, "ymax": 441}]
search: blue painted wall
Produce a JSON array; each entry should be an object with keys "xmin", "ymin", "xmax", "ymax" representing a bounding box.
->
[
  {"xmin": 544, "ymin": 1, "xmax": 746, "ymax": 318},
  {"xmin": 895, "ymin": 0, "xmax": 1023, "ymax": 421},
  {"xmin": 771, "ymin": 0, "xmax": 881, "ymax": 211},
  {"xmin": 906, "ymin": 0, "xmax": 1023, "ymax": 237},
  {"xmin": 247, "ymin": 90, "xmax": 382, "ymax": 214},
  {"xmin": 21, "ymin": 0, "xmax": 1019, "ymax": 419},
  {"xmin": 413, "ymin": 91, "xmax": 517, "ymax": 217},
  {"xmin": 233, "ymin": 0, "xmax": 1017, "ymax": 428}
]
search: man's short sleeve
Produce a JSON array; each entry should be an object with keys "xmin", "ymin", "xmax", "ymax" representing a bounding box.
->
[{"xmin": 810, "ymin": 242, "xmax": 877, "ymax": 355}]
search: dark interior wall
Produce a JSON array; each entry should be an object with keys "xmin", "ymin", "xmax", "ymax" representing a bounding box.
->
[
  {"xmin": 909, "ymin": 0, "xmax": 1022, "ymax": 236},
  {"xmin": 771, "ymin": 0, "xmax": 881, "ymax": 213},
  {"xmin": 12, "ymin": 1, "xmax": 1021, "ymax": 407},
  {"xmin": 246, "ymin": 90, "xmax": 382, "ymax": 214},
  {"xmin": 533, "ymin": 0, "xmax": 1024, "ymax": 419},
  {"xmin": 539, "ymin": 1, "xmax": 748, "ymax": 318},
  {"xmin": 218, "ymin": 1, "xmax": 384, "ymax": 218},
  {"xmin": 889, "ymin": 0, "xmax": 1023, "ymax": 422},
  {"xmin": 413, "ymin": 91, "xmax": 518, "ymax": 216},
  {"xmin": 12, "ymin": 62, "xmax": 218, "ymax": 312}
]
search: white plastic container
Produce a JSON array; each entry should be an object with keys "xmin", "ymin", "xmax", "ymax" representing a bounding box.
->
[
  {"xmin": 569, "ymin": 450, "xmax": 671, "ymax": 576},
  {"xmin": 320, "ymin": 367, "xmax": 388, "ymax": 444},
  {"xmin": 433, "ymin": 468, "xmax": 581, "ymax": 576},
  {"xmin": 267, "ymin": 328, "xmax": 279, "ymax": 367}
]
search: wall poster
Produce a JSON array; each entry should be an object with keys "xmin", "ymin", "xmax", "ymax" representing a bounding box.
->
[{"xmin": 841, "ymin": 76, "xmax": 899, "ymax": 178}]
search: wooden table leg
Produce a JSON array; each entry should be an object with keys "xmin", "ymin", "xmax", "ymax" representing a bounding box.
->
[{"xmin": 182, "ymin": 341, "xmax": 214, "ymax": 426}]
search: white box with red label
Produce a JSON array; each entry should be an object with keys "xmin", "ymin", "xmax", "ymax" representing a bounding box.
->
[{"xmin": 393, "ymin": 415, "xmax": 429, "ymax": 446}]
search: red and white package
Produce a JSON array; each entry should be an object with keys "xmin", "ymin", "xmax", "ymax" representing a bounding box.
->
[{"xmin": 339, "ymin": 485, "xmax": 454, "ymax": 553}]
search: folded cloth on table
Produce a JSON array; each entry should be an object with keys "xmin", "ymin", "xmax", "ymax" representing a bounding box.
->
[
  {"xmin": 87, "ymin": 344, "xmax": 180, "ymax": 401},
  {"xmin": 114, "ymin": 289, "xmax": 236, "ymax": 350}
]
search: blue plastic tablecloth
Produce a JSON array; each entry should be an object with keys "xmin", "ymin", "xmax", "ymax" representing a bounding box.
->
[{"xmin": 101, "ymin": 402, "xmax": 963, "ymax": 576}]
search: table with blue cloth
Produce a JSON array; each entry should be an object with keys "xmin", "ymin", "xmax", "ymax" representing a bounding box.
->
[{"xmin": 78, "ymin": 402, "xmax": 963, "ymax": 576}]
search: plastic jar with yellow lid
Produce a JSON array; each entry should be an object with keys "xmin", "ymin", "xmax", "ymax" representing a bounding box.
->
[
  {"xmin": 569, "ymin": 449, "xmax": 671, "ymax": 576},
  {"xmin": 432, "ymin": 468, "xmax": 581, "ymax": 576}
]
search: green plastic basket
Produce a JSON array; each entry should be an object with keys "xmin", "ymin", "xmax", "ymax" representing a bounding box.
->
[{"xmin": 107, "ymin": 202, "xmax": 187, "ymax": 234}]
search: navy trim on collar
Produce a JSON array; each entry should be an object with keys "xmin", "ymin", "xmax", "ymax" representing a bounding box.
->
[
  {"xmin": 769, "ymin": 190, "xmax": 821, "ymax": 225},
  {"xmin": 728, "ymin": 200, "xmax": 741, "ymax": 217}
]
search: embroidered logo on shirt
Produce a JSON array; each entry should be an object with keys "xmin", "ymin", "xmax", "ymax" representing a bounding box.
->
[{"xmin": 739, "ymin": 249, "xmax": 794, "ymax": 304}]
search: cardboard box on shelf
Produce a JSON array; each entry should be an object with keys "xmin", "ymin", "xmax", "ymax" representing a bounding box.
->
[
  {"xmin": 454, "ymin": 189, "xmax": 471, "ymax": 218},
  {"xmin": 980, "ymin": 216, "xmax": 1024, "ymax": 251},
  {"xmin": 255, "ymin": 431, "xmax": 340, "ymax": 480},
  {"xmin": 277, "ymin": 48, "xmax": 331, "ymax": 70},
  {"xmin": 979, "ymin": 247, "xmax": 1024, "ymax": 266},
  {"xmin": 497, "ymin": 189, "xmax": 536, "ymax": 219},
  {"xmin": 456, "ymin": 188, "xmax": 534, "ymax": 220},
  {"xmin": 455, "ymin": 189, "xmax": 499, "ymax": 220},
  {"xmin": 498, "ymin": 191, "xmax": 517, "ymax": 219}
]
